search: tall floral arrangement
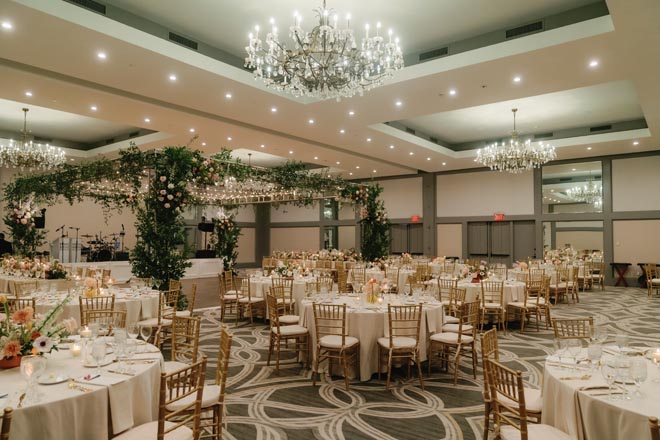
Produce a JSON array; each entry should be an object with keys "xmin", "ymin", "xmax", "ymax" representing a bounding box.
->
[
  {"xmin": 212, "ymin": 214, "xmax": 241, "ymax": 270},
  {"xmin": 3, "ymin": 197, "xmax": 46, "ymax": 257},
  {"xmin": 342, "ymin": 184, "xmax": 390, "ymax": 262}
]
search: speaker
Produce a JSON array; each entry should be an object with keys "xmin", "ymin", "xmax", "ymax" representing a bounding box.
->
[
  {"xmin": 197, "ymin": 222, "xmax": 214, "ymax": 232},
  {"xmin": 34, "ymin": 209, "xmax": 46, "ymax": 229},
  {"xmin": 195, "ymin": 250, "xmax": 215, "ymax": 258}
]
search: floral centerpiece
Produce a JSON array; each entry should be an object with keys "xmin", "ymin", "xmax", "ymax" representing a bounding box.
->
[
  {"xmin": 0, "ymin": 293, "xmax": 77, "ymax": 368},
  {"xmin": 464, "ymin": 260, "xmax": 489, "ymax": 283},
  {"xmin": 274, "ymin": 265, "xmax": 293, "ymax": 278},
  {"xmin": 513, "ymin": 261, "xmax": 528, "ymax": 271},
  {"xmin": 362, "ymin": 278, "xmax": 388, "ymax": 303},
  {"xmin": 44, "ymin": 259, "xmax": 69, "ymax": 280},
  {"xmin": 83, "ymin": 277, "xmax": 99, "ymax": 297}
]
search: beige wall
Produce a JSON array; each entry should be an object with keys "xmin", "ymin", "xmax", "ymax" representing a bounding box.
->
[
  {"xmin": 338, "ymin": 226, "xmax": 356, "ymax": 250},
  {"xmin": 436, "ymin": 223, "xmax": 462, "ymax": 258},
  {"xmin": 555, "ymin": 231, "xmax": 603, "ymax": 251},
  {"xmin": 613, "ymin": 156, "xmax": 660, "ymax": 212},
  {"xmin": 613, "ymin": 220, "xmax": 660, "ymax": 264},
  {"xmin": 436, "ymin": 171, "xmax": 534, "ymax": 217},
  {"xmin": 376, "ymin": 178, "xmax": 423, "ymax": 219},
  {"xmin": 271, "ymin": 203, "xmax": 319, "ymax": 223},
  {"xmin": 236, "ymin": 227, "xmax": 255, "ymax": 263},
  {"xmin": 270, "ymin": 227, "xmax": 319, "ymax": 252}
]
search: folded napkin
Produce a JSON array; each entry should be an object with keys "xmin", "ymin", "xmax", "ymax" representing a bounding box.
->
[{"xmin": 77, "ymin": 374, "xmax": 124, "ymax": 386}]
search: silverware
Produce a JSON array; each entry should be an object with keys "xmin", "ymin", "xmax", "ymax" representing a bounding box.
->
[
  {"xmin": 106, "ymin": 369, "xmax": 135, "ymax": 376},
  {"xmin": 68, "ymin": 379, "xmax": 92, "ymax": 393},
  {"xmin": 560, "ymin": 375, "xmax": 591, "ymax": 381},
  {"xmin": 588, "ymin": 391, "xmax": 624, "ymax": 396},
  {"xmin": 17, "ymin": 393, "xmax": 25, "ymax": 408}
]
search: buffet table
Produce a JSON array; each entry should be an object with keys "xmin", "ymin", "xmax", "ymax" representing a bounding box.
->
[
  {"xmin": 0, "ymin": 343, "xmax": 161, "ymax": 439},
  {"xmin": 299, "ymin": 296, "xmax": 444, "ymax": 381}
]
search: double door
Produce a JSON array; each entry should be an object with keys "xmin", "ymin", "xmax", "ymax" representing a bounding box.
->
[
  {"xmin": 467, "ymin": 221, "xmax": 535, "ymax": 265},
  {"xmin": 390, "ymin": 223, "xmax": 423, "ymax": 255}
]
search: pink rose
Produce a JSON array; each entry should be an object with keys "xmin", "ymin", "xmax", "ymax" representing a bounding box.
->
[
  {"xmin": 164, "ymin": 203, "xmax": 171, "ymax": 209},
  {"xmin": 160, "ymin": 176, "xmax": 167, "ymax": 182}
]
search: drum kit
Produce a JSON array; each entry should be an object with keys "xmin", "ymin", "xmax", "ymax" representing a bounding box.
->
[{"xmin": 81, "ymin": 231, "xmax": 124, "ymax": 262}]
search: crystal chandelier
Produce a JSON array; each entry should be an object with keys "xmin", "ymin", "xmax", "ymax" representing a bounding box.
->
[
  {"xmin": 476, "ymin": 109, "xmax": 556, "ymax": 174},
  {"xmin": 567, "ymin": 173, "xmax": 602, "ymax": 204},
  {"xmin": 0, "ymin": 108, "xmax": 66, "ymax": 170},
  {"xmin": 245, "ymin": 0, "xmax": 404, "ymax": 100}
]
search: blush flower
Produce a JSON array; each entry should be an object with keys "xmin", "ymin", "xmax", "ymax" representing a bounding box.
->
[
  {"xmin": 2, "ymin": 339, "xmax": 21, "ymax": 358},
  {"xmin": 11, "ymin": 307, "xmax": 33, "ymax": 324},
  {"xmin": 34, "ymin": 336, "xmax": 54, "ymax": 353}
]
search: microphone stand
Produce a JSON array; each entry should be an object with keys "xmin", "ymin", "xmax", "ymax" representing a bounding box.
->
[
  {"xmin": 56, "ymin": 225, "xmax": 66, "ymax": 262},
  {"xmin": 69, "ymin": 227, "xmax": 80, "ymax": 263}
]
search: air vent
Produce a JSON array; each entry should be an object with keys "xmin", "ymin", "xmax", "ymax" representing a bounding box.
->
[
  {"xmin": 505, "ymin": 21, "xmax": 543, "ymax": 39},
  {"xmin": 534, "ymin": 132, "xmax": 553, "ymax": 139},
  {"xmin": 419, "ymin": 46, "xmax": 449, "ymax": 62},
  {"xmin": 169, "ymin": 32, "xmax": 198, "ymax": 51},
  {"xmin": 128, "ymin": 131, "xmax": 140, "ymax": 138},
  {"xmin": 590, "ymin": 124, "xmax": 612, "ymax": 132},
  {"xmin": 65, "ymin": 0, "xmax": 106, "ymax": 15},
  {"xmin": 405, "ymin": 127, "xmax": 416, "ymax": 135}
]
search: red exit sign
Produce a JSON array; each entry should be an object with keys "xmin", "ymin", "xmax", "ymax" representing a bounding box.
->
[
  {"xmin": 411, "ymin": 215, "xmax": 421, "ymax": 223},
  {"xmin": 493, "ymin": 213, "xmax": 505, "ymax": 221}
]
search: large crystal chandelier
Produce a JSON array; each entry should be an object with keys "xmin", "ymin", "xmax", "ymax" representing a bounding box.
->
[
  {"xmin": 567, "ymin": 173, "xmax": 601, "ymax": 204},
  {"xmin": 476, "ymin": 109, "xmax": 556, "ymax": 174},
  {"xmin": 0, "ymin": 108, "xmax": 66, "ymax": 170},
  {"xmin": 245, "ymin": 0, "xmax": 404, "ymax": 100}
]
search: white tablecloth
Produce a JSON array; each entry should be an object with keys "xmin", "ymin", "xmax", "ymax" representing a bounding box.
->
[
  {"xmin": 542, "ymin": 349, "xmax": 659, "ymax": 440},
  {"xmin": 1, "ymin": 343, "xmax": 161, "ymax": 439},
  {"xmin": 0, "ymin": 276, "xmax": 76, "ymax": 294},
  {"xmin": 456, "ymin": 280, "xmax": 525, "ymax": 306},
  {"xmin": 249, "ymin": 276, "xmax": 314, "ymax": 315},
  {"xmin": 429, "ymin": 263, "xmax": 466, "ymax": 277},
  {"xmin": 348, "ymin": 269, "xmax": 416, "ymax": 290},
  {"xmin": 300, "ymin": 296, "xmax": 444, "ymax": 381}
]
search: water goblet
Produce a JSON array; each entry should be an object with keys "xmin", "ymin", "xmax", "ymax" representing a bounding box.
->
[
  {"xmin": 126, "ymin": 322, "xmax": 139, "ymax": 340},
  {"xmin": 630, "ymin": 357, "xmax": 648, "ymax": 398},
  {"xmin": 615, "ymin": 334, "xmax": 630, "ymax": 352},
  {"xmin": 615, "ymin": 355, "xmax": 633, "ymax": 400},
  {"xmin": 139, "ymin": 325, "xmax": 153, "ymax": 344},
  {"xmin": 601, "ymin": 362, "xmax": 618, "ymax": 400},
  {"xmin": 91, "ymin": 338, "xmax": 107, "ymax": 376},
  {"xmin": 587, "ymin": 343, "xmax": 602, "ymax": 370},
  {"xmin": 567, "ymin": 339, "xmax": 582, "ymax": 371},
  {"xmin": 20, "ymin": 355, "xmax": 46, "ymax": 404},
  {"xmin": 553, "ymin": 338, "xmax": 567, "ymax": 364}
]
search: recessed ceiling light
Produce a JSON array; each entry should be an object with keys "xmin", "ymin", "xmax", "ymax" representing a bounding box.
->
[
  {"xmin": 372, "ymin": 169, "xmax": 377, "ymax": 173},
  {"xmin": 633, "ymin": 141, "xmax": 639, "ymax": 145},
  {"xmin": 442, "ymin": 162, "xmax": 447, "ymax": 166},
  {"xmin": 550, "ymin": 189, "xmax": 554, "ymax": 192},
  {"xmin": 90, "ymin": 105, "xmax": 98, "ymax": 111},
  {"xmin": 189, "ymin": 128, "xmax": 195, "ymax": 133},
  {"xmin": 96, "ymin": 51, "xmax": 107, "ymax": 60},
  {"xmin": 355, "ymin": 166, "xmax": 360, "ymax": 169},
  {"xmin": 426, "ymin": 157, "xmax": 431, "ymax": 161},
  {"xmin": 202, "ymin": 142, "xmax": 207, "ymax": 146},
  {"xmin": 336, "ymin": 161, "xmax": 340, "ymax": 165},
  {"xmin": 260, "ymin": 144, "xmax": 265, "ymax": 148},
  {"xmin": 168, "ymin": 74, "xmax": 177, "ymax": 82},
  {"xmin": 24, "ymin": 91, "xmax": 32, "ymax": 97},
  {"xmin": 339, "ymin": 129, "xmax": 345, "ymax": 134},
  {"xmin": 144, "ymin": 118, "xmax": 151, "ymax": 123},
  {"xmin": 389, "ymin": 145, "xmax": 395, "ymax": 149},
  {"xmin": 449, "ymin": 89, "xmax": 457, "ymax": 96},
  {"xmin": 589, "ymin": 59, "xmax": 599, "ymax": 68},
  {"xmin": 572, "ymin": 168, "xmax": 577, "ymax": 171},
  {"xmin": 271, "ymin": 107, "xmax": 277, "ymax": 113},
  {"xmin": 314, "ymin": 156, "xmax": 318, "ymax": 160},
  {"xmin": 587, "ymin": 146, "xmax": 592, "ymax": 150},
  {"xmin": 395, "ymin": 100, "xmax": 403, "ymax": 107},
  {"xmin": 289, "ymin": 150, "xmax": 294, "ymax": 154},
  {"xmin": 1, "ymin": 21, "xmax": 13, "ymax": 30},
  {"xmin": 349, "ymin": 172, "xmax": 353, "ymax": 176},
  {"xmin": 225, "ymin": 92, "xmax": 232, "ymax": 99},
  {"xmin": 409, "ymin": 152, "xmax": 414, "ymax": 156},
  {"xmin": 227, "ymin": 137, "xmax": 232, "ymax": 141},
  {"xmin": 513, "ymin": 76, "xmax": 522, "ymax": 83},
  {"xmin": 366, "ymin": 138, "xmax": 372, "ymax": 142},
  {"xmin": 308, "ymin": 119, "xmax": 315, "ymax": 124},
  {"xmin": 348, "ymin": 110, "xmax": 355, "ymax": 116}
]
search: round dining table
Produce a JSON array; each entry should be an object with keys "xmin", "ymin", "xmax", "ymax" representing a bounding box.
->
[
  {"xmin": 249, "ymin": 275, "xmax": 320, "ymax": 315},
  {"xmin": 456, "ymin": 279, "xmax": 525, "ymax": 306},
  {"xmin": 542, "ymin": 347, "xmax": 660, "ymax": 440},
  {"xmin": 299, "ymin": 295, "xmax": 444, "ymax": 382},
  {"xmin": 0, "ymin": 275, "xmax": 76, "ymax": 295},
  {"xmin": 0, "ymin": 340, "xmax": 162, "ymax": 440},
  {"xmin": 348, "ymin": 268, "xmax": 416, "ymax": 291}
]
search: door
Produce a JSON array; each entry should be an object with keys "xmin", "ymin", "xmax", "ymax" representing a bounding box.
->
[{"xmin": 513, "ymin": 221, "xmax": 536, "ymax": 261}]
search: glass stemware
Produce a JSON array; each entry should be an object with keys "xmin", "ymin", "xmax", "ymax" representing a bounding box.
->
[
  {"xmin": 630, "ymin": 358, "xmax": 648, "ymax": 397},
  {"xmin": 21, "ymin": 355, "xmax": 46, "ymax": 405},
  {"xmin": 126, "ymin": 322, "xmax": 139, "ymax": 340},
  {"xmin": 601, "ymin": 362, "xmax": 618, "ymax": 400},
  {"xmin": 567, "ymin": 339, "xmax": 582, "ymax": 371},
  {"xmin": 139, "ymin": 325, "xmax": 153, "ymax": 345},
  {"xmin": 615, "ymin": 333, "xmax": 630, "ymax": 352},
  {"xmin": 553, "ymin": 338, "xmax": 567, "ymax": 364},
  {"xmin": 91, "ymin": 338, "xmax": 107, "ymax": 375}
]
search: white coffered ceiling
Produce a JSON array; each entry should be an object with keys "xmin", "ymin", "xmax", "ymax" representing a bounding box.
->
[{"xmin": 0, "ymin": 0, "xmax": 658, "ymax": 178}]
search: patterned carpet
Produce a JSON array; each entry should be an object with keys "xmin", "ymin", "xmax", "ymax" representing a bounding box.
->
[{"xmin": 195, "ymin": 287, "xmax": 658, "ymax": 440}]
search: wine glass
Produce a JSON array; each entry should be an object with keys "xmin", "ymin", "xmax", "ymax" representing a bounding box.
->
[
  {"xmin": 615, "ymin": 334, "xmax": 630, "ymax": 352},
  {"xmin": 114, "ymin": 329, "xmax": 127, "ymax": 373},
  {"xmin": 630, "ymin": 358, "xmax": 648, "ymax": 397},
  {"xmin": 615, "ymin": 355, "xmax": 633, "ymax": 400},
  {"xmin": 21, "ymin": 355, "xmax": 46, "ymax": 404},
  {"xmin": 139, "ymin": 325, "xmax": 153, "ymax": 344},
  {"xmin": 601, "ymin": 362, "xmax": 618, "ymax": 400},
  {"xmin": 91, "ymin": 338, "xmax": 107, "ymax": 375},
  {"xmin": 567, "ymin": 339, "xmax": 582, "ymax": 370},
  {"xmin": 126, "ymin": 322, "xmax": 139, "ymax": 340},
  {"xmin": 587, "ymin": 343, "xmax": 602, "ymax": 369},
  {"xmin": 553, "ymin": 338, "xmax": 566, "ymax": 364},
  {"xmin": 124, "ymin": 339, "xmax": 137, "ymax": 373},
  {"xmin": 593, "ymin": 325, "xmax": 608, "ymax": 344}
]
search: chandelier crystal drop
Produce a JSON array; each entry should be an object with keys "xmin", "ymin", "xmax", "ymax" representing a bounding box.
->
[
  {"xmin": 245, "ymin": 0, "xmax": 404, "ymax": 100},
  {"xmin": 476, "ymin": 108, "xmax": 556, "ymax": 174},
  {"xmin": 567, "ymin": 174, "xmax": 602, "ymax": 204},
  {"xmin": 0, "ymin": 108, "xmax": 66, "ymax": 170}
]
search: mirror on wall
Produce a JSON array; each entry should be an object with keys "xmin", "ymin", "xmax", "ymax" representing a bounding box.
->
[
  {"xmin": 542, "ymin": 221, "xmax": 604, "ymax": 254},
  {"xmin": 542, "ymin": 161, "xmax": 602, "ymax": 214}
]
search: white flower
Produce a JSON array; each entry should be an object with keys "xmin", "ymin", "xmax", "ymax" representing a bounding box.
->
[
  {"xmin": 164, "ymin": 203, "xmax": 171, "ymax": 209},
  {"xmin": 34, "ymin": 336, "xmax": 54, "ymax": 353},
  {"xmin": 167, "ymin": 183, "xmax": 174, "ymax": 189},
  {"xmin": 62, "ymin": 317, "xmax": 78, "ymax": 333},
  {"xmin": 167, "ymin": 194, "xmax": 174, "ymax": 200}
]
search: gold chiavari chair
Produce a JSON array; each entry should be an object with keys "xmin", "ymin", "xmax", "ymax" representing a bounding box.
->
[
  {"xmin": 577, "ymin": 262, "xmax": 593, "ymax": 292},
  {"xmin": 79, "ymin": 295, "xmax": 115, "ymax": 327},
  {"xmin": 74, "ymin": 267, "xmax": 84, "ymax": 278},
  {"xmin": 318, "ymin": 274, "xmax": 334, "ymax": 292},
  {"xmin": 176, "ymin": 283, "xmax": 197, "ymax": 317},
  {"xmin": 115, "ymin": 358, "xmax": 207, "ymax": 440},
  {"xmin": 645, "ymin": 264, "xmax": 660, "ymax": 298},
  {"xmin": 480, "ymin": 329, "xmax": 499, "ymax": 440},
  {"xmin": 512, "ymin": 271, "xmax": 528, "ymax": 283},
  {"xmin": 0, "ymin": 407, "xmax": 12, "ymax": 440},
  {"xmin": 480, "ymin": 280, "xmax": 506, "ymax": 332},
  {"xmin": 269, "ymin": 285, "xmax": 299, "ymax": 325},
  {"xmin": 441, "ymin": 262, "xmax": 456, "ymax": 277},
  {"xmin": 650, "ymin": 417, "xmax": 660, "ymax": 440},
  {"xmin": 491, "ymin": 265, "xmax": 507, "ymax": 280},
  {"xmin": 441, "ymin": 287, "xmax": 468, "ymax": 330},
  {"xmin": 591, "ymin": 261, "xmax": 605, "ymax": 291},
  {"xmin": 567, "ymin": 266, "xmax": 580, "ymax": 303},
  {"xmin": 169, "ymin": 279, "xmax": 182, "ymax": 292},
  {"xmin": 506, "ymin": 279, "xmax": 542, "ymax": 333},
  {"xmin": 137, "ymin": 289, "xmax": 177, "ymax": 347},
  {"xmin": 13, "ymin": 280, "xmax": 37, "ymax": 298},
  {"xmin": 337, "ymin": 270, "xmax": 349, "ymax": 293},
  {"xmin": 531, "ymin": 276, "xmax": 552, "ymax": 330},
  {"xmin": 266, "ymin": 294, "xmax": 309, "ymax": 374},
  {"xmin": 237, "ymin": 278, "xmax": 265, "ymax": 325},
  {"xmin": 485, "ymin": 359, "xmax": 565, "ymax": 440},
  {"xmin": 350, "ymin": 266, "xmax": 366, "ymax": 290},
  {"xmin": 552, "ymin": 317, "xmax": 593, "ymax": 341},
  {"xmin": 428, "ymin": 300, "xmax": 479, "ymax": 385},
  {"xmin": 82, "ymin": 310, "xmax": 126, "ymax": 334},
  {"xmin": 312, "ymin": 303, "xmax": 360, "ymax": 390},
  {"xmin": 164, "ymin": 315, "xmax": 201, "ymax": 372},
  {"xmin": 548, "ymin": 267, "xmax": 568, "ymax": 305},
  {"xmin": 218, "ymin": 271, "xmax": 241, "ymax": 322},
  {"xmin": 84, "ymin": 268, "xmax": 97, "ymax": 278},
  {"xmin": 262, "ymin": 256, "xmax": 274, "ymax": 274},
  {"xmin": 377, "ymin": 304, "xmax": 424, "ymax": 391},
  {"xmin": 7, "ymin": 297, "xmax": 35, "ymax": 313},
  {"xmin": 527, "ymin": 269, "xmax": 544, "ymax": 296}
]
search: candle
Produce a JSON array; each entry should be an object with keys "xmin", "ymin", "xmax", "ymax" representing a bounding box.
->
[
  {"xmin": 653, "ymin": 349, "xmax": 660, "ymax": 363},
  {"xmin": 80, "ymin": 326, "xmax": 92, "ymax": 339},
  {"xmin": 377, "ymin": 297, "xmax": 383, "ymax": 305},
  {"xmin": 70, "ymin": 343, "xmax": 82, "ymax": 357}
]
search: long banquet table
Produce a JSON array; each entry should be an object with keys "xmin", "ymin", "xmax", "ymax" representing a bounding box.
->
[
  {"xmin": 0, "ymin": 341, "xmax": 161, "ymax": 439},
  {"xmin": 0, "ymin": 275, "xmax": 76, "ymax": 295},
  {"xmin": 542, "ymin": 348, "xmax": 659, "ymax": 440},
  {"xmin": 299, "ymin": 295, "xmax": 444, "ymax": 382}
]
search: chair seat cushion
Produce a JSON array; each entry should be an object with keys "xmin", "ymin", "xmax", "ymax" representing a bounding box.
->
[
  {"xmin": 273, "ymin": 324, "xmax": 308, "ymax": 336},
  {"xmin": 137, "ymin": 318, "xmax": 172, "ymax": 327},
  {"xmin": 277, "ymin": 298, "xmax": 294, "ymax": 304},
  {"xmin": 166, "ymin": 384, "xmax": 221, "ymax": 411},
  {"xmin": 163, "ymin": 360, "xmax": 187, "ymax": 373},
  {"xmin": 222, "ymin": 293, "xmax": 240, "ymax": 299},
  {"xmin": 444, "ymin": 315, "xmax": 459, "ymax": 324},
  {"xmin": 238, "ymin": 297, "xmax": 264, "ymax": 304},
  {"xmin": 113, "ymin": 421, "xmax": 193, "ymax": 440},
  {"xmin": 441, "ymin": 323, "xmax": 473, "ymax": 333},
  {"xmin": 430, "ymin": 332, "xmax": 474, "ymax": 344},
  {"xmin": 497, "ymin": 387, "xmax": 543, "ymax": 413},
  {"xmin": 377, "ymin": 336, "xmax": 417, "ymax": 349},
  {"xmin": 500, "ymin": 424, "xmax": 571, "ymax": 440},
  {"xmin": 278, "ymin": 315, "xmax": 299, "ymax": 324},
  {"xmin": 483, "ymin": 303, "xmax": 502, "ymax": 309},
  {"xmin": 507, "ymin": 301, "xmax": 538, "ymax": 309},
  {"xmin": 175, "ymin": 310, "xmax": 192, "ymax": 317},
  {"xmin": 319, "ymin": 335, "xmax": 359, "ymax": 349},
  {"xmin": 652, "ymin": 278, "xmax": 660, "ymax": 284}
]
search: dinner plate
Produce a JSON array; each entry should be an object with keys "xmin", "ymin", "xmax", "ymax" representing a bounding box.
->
[
  {"xmin": 83, "ymin": 356, "xmax": 115, "ymax": 368},
  {"xmin": 39, "ymin": 373, "xmax": 69, "ymax": 385}
]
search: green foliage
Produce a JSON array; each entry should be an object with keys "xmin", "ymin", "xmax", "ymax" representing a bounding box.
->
[
  {"xmin": 341, "ymin": 184, "xmax": 391, "ymax": 261},
  {"xmin": 3, "ymin": 198, "xmax": 47, "ymax": 257},
  {"xmin": 211, "ymin": 215, "xmax": 241, "ymax": 269}
]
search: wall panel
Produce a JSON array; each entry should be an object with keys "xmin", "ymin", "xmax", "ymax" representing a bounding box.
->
[
  {"xmin": 436, "ymin": 224, "xmax": 462, "ymax": 258},
  {"xmin": 613, "ymin": 220, "xmax": 660, "ymax": 264},
  {"xmin": 271, "ymin": 203, "xmax": 319, "ymax": 223},
  {"xmin": 236, "ymin": 227, "xmax": 255, "ymax": 263},
  {"xmin": 270, "ymin": 227, "xmax": 319, "ymax": 252},
  {"xmin": 376, "ymin": 178, "xmax": 423, "ymax": 219},
  {"xmin": 613, "ymin": 156, "xmax": 660, "ymax": 212}
]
